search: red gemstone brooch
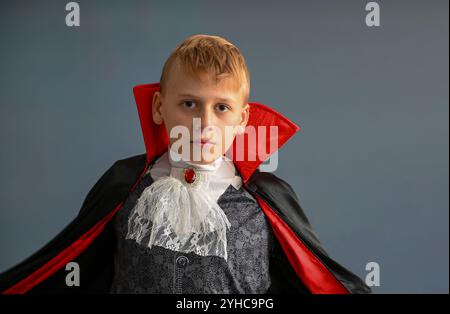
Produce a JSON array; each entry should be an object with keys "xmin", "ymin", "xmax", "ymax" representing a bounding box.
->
[{"xmin": 184, "ymin": 167, "xmax": 201, "ymax": 187}]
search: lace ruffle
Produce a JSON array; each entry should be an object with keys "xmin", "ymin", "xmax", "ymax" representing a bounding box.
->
[{"xmin": 125, "ymin": 171, "xmax": 232, "ymax": 261}]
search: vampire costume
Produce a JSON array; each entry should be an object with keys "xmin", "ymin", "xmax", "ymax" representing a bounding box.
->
[{"xmin": 0, "ymin": 83, "xmax": 371, "ymax": 294}]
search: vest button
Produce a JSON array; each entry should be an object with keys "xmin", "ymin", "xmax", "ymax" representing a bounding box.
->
[{"xmin": 176, "ymin": 255, "xmax": 189, "ymax": 268}]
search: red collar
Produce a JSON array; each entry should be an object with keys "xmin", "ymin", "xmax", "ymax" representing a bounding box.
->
[{"xmin": 133, "ymin": 83, "xmax": 300, "ymax": 183}]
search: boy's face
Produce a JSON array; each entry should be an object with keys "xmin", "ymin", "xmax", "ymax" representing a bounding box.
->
[{"xmin": 152, "ymin": 67, "xmax": 249, "ymax": 165}]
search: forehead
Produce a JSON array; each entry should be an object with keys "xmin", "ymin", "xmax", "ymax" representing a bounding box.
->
[{"xmin": 165, "ymin": 64, "xmax": 246, "ymax": 104}]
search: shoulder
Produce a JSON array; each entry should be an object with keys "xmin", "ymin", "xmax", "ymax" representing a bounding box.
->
[
  {"xmin": 90, "ymin": 153, "xmax": 147, "ymax": 194},
  {"xmin": 99, "ymin": 153, "xmax": 148, "ymax": 185},
  {"xmin": 78, "ymin": 153, "xmax": 147, "ymax": 217},
  {"xmin": 247, "ymin": 170, "xmax": 300, "ymax": 203},
  {"xmin": 111, "ymin": 153, "xmax": 148, "ymax": 171},
  {"xmin": 247, "ymin": 170, "xmax": 319, "ymax": 243}
]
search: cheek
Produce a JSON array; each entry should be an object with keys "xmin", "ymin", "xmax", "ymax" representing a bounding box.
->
[
  {"xmin": 223, "ymin": 112, "xmax": 245, "ymax": 148},
  {"xmin": 218, "ymin": 125, "xmax": 237, "ymax": 151},
  {"xmin": 164, "ymin": 110, "xmax": 193, "ymax": 132}
]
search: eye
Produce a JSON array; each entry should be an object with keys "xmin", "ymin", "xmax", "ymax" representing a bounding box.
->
[
  {"xmin": 182, "ymin": 100, "xmax": 196, "ymax": 109},
  {"xmin": 216, "ymin": 103, "xmax": 230, "ymax": 112}
]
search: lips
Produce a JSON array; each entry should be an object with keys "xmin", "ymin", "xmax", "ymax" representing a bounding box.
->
[{"xmin": 191, "ymin": 140, "xmax": 215, "ymax": 146}]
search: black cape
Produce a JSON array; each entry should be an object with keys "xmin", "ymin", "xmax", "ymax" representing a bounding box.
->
[
  {"xmin": 0, "ymin": 153, "xmax": 371, "ymax": 294},
  {"xmin": 0, "ymin": 83, "xmax": 371, "ymax": 294}
]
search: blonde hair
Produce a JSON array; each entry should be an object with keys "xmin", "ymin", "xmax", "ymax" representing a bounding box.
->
[{"xmin": 160, "ymin": 34, "xmax": 250, "ymax": 103}]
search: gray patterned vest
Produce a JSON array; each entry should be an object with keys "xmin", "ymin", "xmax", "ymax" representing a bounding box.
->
[{"xmin": 109, "ymin": 171, "xmax": 275, "ymax": 293}]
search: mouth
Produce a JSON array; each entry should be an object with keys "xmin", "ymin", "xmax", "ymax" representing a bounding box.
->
[{"xmin": 190, "ymin": 140, "xmax": 216, "ymax": 146}]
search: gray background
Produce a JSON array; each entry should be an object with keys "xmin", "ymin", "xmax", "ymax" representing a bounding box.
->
[{"xmin": 0, "ymin": 0, "xmax": 448, "ymax": 293}]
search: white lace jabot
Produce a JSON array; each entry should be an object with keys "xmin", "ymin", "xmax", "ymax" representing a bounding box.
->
[
  {"xmin": 150, "ymin": 151, "xmax": 242, "ymax": 200},
  {"xmin": 125, "ymin": 150, "xmax": 242, "ymax": 261}
]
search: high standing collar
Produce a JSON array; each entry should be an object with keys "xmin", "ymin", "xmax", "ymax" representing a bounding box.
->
[{"xmin": 133, "ymin": 82, "xmax": 301, "ymax": 183}]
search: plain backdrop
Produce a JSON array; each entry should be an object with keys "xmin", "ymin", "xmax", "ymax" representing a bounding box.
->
[{"xmin": 0, "ymin": 0, "xmax": 448, "ymax": 293}]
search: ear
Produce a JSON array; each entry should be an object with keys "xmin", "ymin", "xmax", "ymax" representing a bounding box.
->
[
  {"xmin": 236, "ymin": 103, "xmax": 250, "ymax": 134},
  {"xmin": 152, "ymin": 91, "xmax": 164, "ymax": 125}
]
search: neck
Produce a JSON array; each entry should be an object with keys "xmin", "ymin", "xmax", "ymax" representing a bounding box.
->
[{"xmin": 167, "ymin": 148, "xmax": 223, "ymax": 172}]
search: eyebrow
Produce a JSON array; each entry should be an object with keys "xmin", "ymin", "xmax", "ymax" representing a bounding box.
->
[{"xmin": 177, "ymin": 93, "xmax": 235, "ymax": 103}]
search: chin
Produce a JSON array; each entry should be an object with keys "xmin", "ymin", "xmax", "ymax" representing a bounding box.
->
[
  {"xmin": 187, "ymin": 144, "xmax": 222, "ymax": 164},
  {"xmin": 190, "ymin": 156, "xmax": 219, "ymax": 165}
]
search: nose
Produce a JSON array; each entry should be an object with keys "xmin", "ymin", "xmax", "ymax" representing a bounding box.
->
[{"xmin": 199, "ymin": 106, "xmax": 215, "ymax": 131}]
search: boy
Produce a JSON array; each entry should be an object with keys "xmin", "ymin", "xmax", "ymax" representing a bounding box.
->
[{"xmin": 0, "ymin": 34, "xmax": 371, "ymax": 294}]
